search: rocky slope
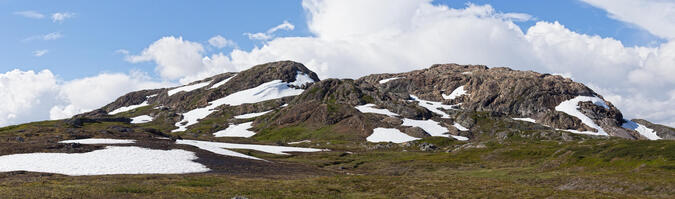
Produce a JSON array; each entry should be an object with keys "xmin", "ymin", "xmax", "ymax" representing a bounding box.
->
[{"xmin": 79, "ymin": 61, "xmax": 671, "ymax": 142}]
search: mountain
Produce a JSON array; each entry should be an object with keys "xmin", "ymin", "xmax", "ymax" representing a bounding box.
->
[
  {"xmin": 85, "ymin": 60, "xmax": 671, "ymax": 142},
  {"xmin": 1, "ymin": 60, "xmax": 674, "ymax": 198}
]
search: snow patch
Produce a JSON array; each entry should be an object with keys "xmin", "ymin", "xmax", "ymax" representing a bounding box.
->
[
  {"xmin": 442, "ymin": 86, "xmax": 467, "ymax": 100},
  {"xmin": 146, "ymin": 94, "xmax": 158, "ymax": 98},
  {"xmin": 366, "ymin": 128, "xmax": 420, "ymax": 143},
  {"xmin": 379, "ymin": 77, "xmax": 401, "ymax": 84},
  {"xmin": 461, "ymin": 72, "xmax": 472, "ymax": 75},
  {"xmin": 213, "ymin": 122, "xmax": 256, "ymax": 138},
  {"xmin": 288, "ymin": 140, "xmax": 311, "ymax": 145},
  {"xmin": 453, "ymin": 123, "xmax": 469, "ymax": 131},
  {"xmin": 401, "ymin": 118, "xmax": 469, "ymax": 141},
  {"xmin": 513, "ymin": 118, "xmax": 536, "ymax": 123},
  {"xmin": 131, "ymin": 115, "xmax": 153, "ymax": 124},
  {"xmin": 172, "ymin": 72, "xmax": 313, "ymax": 132},
  {"xmin": 234, "ymin": 110, "xmax": 272, "ymax": 119},
  {"xmin": 0, "ymin": 146, "xmax": 209, "ymax": 176},
  {"xmin": 622, "ymin": 120, "xmax": 661, "ymax": 140},
  {"xmin": 168, "ymin": 81, "xmax": 212, "ymax": 96},
  {"xmin": 176, "ymin": 139, "xmax": 327, "ymax": 161},
  {"xmin": 355, "ymin": 104, "xmax": 399, "ymax": 117},
  {"xmin": 109, "ymin": 100, "xmax": 149, "ymax": 115},
  {"xmin": 555, "ymin": 96, "xmax": 608, "ymax": 136},
  {"xmin": 410, "ymin": 95, "xmax": 455, "ymax": 118},
  {"xmin": 210, "ymin": 75, "xmax": 236, "ymax": 89},
  {"xmin": 289, "ymin": 72, "xmax": 315, "ymax": 87},
  {"xmin": 59, "ymin": 138, "xmax": 135, "ymax": 144}
]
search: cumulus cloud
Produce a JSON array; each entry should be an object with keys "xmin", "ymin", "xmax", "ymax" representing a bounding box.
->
[
  {"xmin": 32, "ymin": 49, "xmax": 48, "ymax": 57},
  {"xmin": 245, "ymin": 20, "xmax": 295, "ymax": 41},
  {"xmin": 51, "ymin": 12, "xmax": 75, "ymax": 23},
  {"xmin": 126, "ymin": 36, "xmax": 207, "ymax": 81},
  {"xmin": 0, "ymin": 70, "xmax": 60, "ymax": 126},
  {"xmin": 581, "ymin": 0, "xmax": 675, "ymax": 40},
  {"xmin": 13, "ymin": 10, "xmax": 45, "ymax": 19},
  {"xmin": 208, "ymin": 35, "xmax": 236, "ymax": 49}
]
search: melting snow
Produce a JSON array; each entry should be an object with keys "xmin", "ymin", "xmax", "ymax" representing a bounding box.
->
[
  {"xmin": 366, "ymin": 128, "xmax": 420, "ymax": 143},
  {"xmin": 462, "ymin": 72, "xmax": 472, "ymax": 75},
  {"xmin": 213, "ymin": 122, "xmax": 256, "ymax": 138},
  {"xmin": 172, "ymin": 72, "xmax": 313, "ymax": 132},
  {"xmin": 453, "ymin": 123, "xmax": 469, "ymax": 131},
  {"xmin": 442, "ymin": 86, "xmax": 467, "ymax": 100},
  {"xmin": 109, "ymin": 100, "xmax": 149, "ymax": 115},
  {"xmin": 289, "ymin": 72, "xmax": 315, "ymax": 87},
  {"xmin": 176, "ymin": 139, "xmax": 327, "ymax": 161},
  {"xmin": 622, "ymin": 120, "xmax": 661, "ymax": 140},
  {"xmin": 0, "ymin": 146, "xmax": 209, "ymax": 176},
  {"xmin": 59, "ymin": 138, "xmax": 136, "ymax": 144},
  {"xmin": 146, "ymin": 94, "xmax": 158, "ymax": 98},
  {"xmin": 410, "ymin": 95, "xmax": 455, "ymax": 118},
  {"xmin": 210, "ymin": 75, "xmax": 236, "ymax": 89},
  {"xmin": 234, "ymin": 110, "xmax": 272, "ymax": 119},
  {"xmin": 401, "ymin": 118, "xmax": 469, "ymax": 141},
  {"xmin": 168, "ymin": 81, "xmax": 212, "ymax": 96},
  {"xmin": 131, "ymin": 115, "xmax": 153, "ymax": 124},
  {"xmin": 555, "ymin": 96, "xmax": 608, "ymax": 136},
  {"xmin": 513, "ymin": 118, "xmax": 536, "ymax": 123},
  {"xmin": 288, "ymin": 140, "xmax": 311, "ymax": 145},
  {"xmin": 379, "ymin": 77, "xmax": 401, "ymax": 84},
  {"xmin": 355, "ymin": 104, "xmax": 399, "ymax": 117}
]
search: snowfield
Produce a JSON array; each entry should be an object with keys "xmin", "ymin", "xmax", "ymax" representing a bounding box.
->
[
  {"xmin": 555, "ymin": 96, "xmax": 609, "ymax": 136},
  {"xmin": 176, "ymin": 139, "xmax": 327, "ymax": 161},
  {"xmin": 172, "ymin": 72, "xmax": 313, "ymax": 132},
  {"xmin": 59, "ymin": 138, "xmax": 136, "ymax": 144},
  {"xmin": 0, "ymin": 146, "xmax": 209, "ymax": 176},
  {"xmin": 401, "ymin": 118, "xmax": 469, "ymax": 141},
  {"xmin": 108, "ymin": 100, "xmax": 149, "ymax": 115},
  {"xmin": 355, "ymin": 104, "xmax": 399, "ymax": 117},
  {"xmin": 210, "ymin": 75, "xmax": 236, "ymax": 89},
  {"xmin": 622, "ymin": 120, "xmax": 661, "ymax": 140},
  {"xmin": 366, "ymin": 128, "xmax": 420, "ymax": 143},
  {"xmin": 513, "ymin": 118, "xmax": 536, "ymax": 123},
  {"xmin": 442, "ymin": 86, "xmax": 467, "ymax": 100},
  {"xmin": 410, "ymin": 95, "xmax": 455, "ymax": 118},
  {"xmin": 131, "ymin": 115, "xmax": 153, "ymax": 124},
  {"xmin": 234, "ymin": 110, "xmax": 273, "ymax": 119},
  {"xmin": 379, "ymin": 77, "xmax": 401, "ymax": 84},
  {"xmin": 213, "ymin": 122, "xmax": 256, "ymax": 138},
  {"xmin": 168, "ymin": 81, "xmax": 212, "ymax": 96}
]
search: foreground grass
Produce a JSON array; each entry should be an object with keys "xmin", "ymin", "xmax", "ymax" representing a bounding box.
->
[{"xmin": 0, "ymin": 139, "xmax": 673, "ymax": 198}]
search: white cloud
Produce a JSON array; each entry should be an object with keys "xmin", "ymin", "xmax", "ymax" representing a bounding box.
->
[
  {"xmin": 244, "ymin": 20, "xmax": 296, "ymax": 41},
  {"xmin": 0, "ymin": 70, "xmax": 60, "ymax": 126},
  {"xmin": 51, "ymin": 12, "xmax": 75, "ymax": 23},
  {"xmin": 13, "ymin": 11, "xmax": 45, "ymax": 19},
  {"xmin": 126, "ymin": 36, "xmax": 207, "ymax": 81},
  {"xmin": 581, "ymin": 0, "xmax": 675, "ymax": 39},
  {"xmin": 208, "ymin": 35, "xmax": 236, "ymax": 48},
  {"xmin": 24, "ymin": 32, "xmax": 63, "ymax": 41},
  {"xmin": 32, "ymin": 49, "xmax": 48, "ymax": 57}
]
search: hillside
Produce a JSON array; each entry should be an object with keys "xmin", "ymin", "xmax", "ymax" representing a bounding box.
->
[{"xmin": 0, "ymin": 61, "xmax": 673, "ymax": 198}]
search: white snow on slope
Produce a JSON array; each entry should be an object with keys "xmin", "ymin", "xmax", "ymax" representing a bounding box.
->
[
  {"xmin": 453, "ymin": 123, "xmax": 469, "ymax": 131},
  {"xmin": 146, "ymin": 94, "xmax": 158, "ymax": 98},
  {"xmin": 410, "ymin": 95, "xmax": 455, "ymax": 118},
  {"xmin": 462, "ymin": 72, "xmax": 472, "ymax": 75},
  {"xmin": 366, "ymin": 128, "xmax": 420, "ymax": 143},
  {"xmin": 555, "ymin": 96, "xmax": 609, "ymax": 136},
  {"xmin": 289, "ymin": 72, "xmax": 315, "ymax": 87},
  {"xmin": 379, "ymin": 77, "xmax": 401, "ymax": 84},
  {"xmin": 234, "ymin": 110, "xmax": 272, "ymax": 119},
  {"xmin": 401, "ymin": 119, "xmax": 469, "ymax": 141},
  {"xmin": 442, "ymin": 86, "xmax": 467, "ymax": 100},
  {"xmin": 168, "ymin": 81, "xmax": 212, "ymax": 96},
  {"xmin": 513, "ymin": 118, "xmax": 536, "ymax": 123},
  {"xmin": 172, "ymin": 72, "xmax": 313, "ymax": 132},
  {"xmin": 210, "ymin": 75, "xmax": 236, "ymax": 89},
  {"xmin": 622, "ymin": 120, "xmax": 661, "ymax": 140},
  {"xmin": 355, "ymin": 104, "xmax": 399, "ymax": 117},
  {"xmin": 59, "ymin": 138, "xmax": 135, "ymax": 144},
  {"xmin": 176, "ymin": 139, "xmax": 327, "ymax": 161},
  {"xmin": 213, "ymin": 122, "xmax": 256, "ymax": 138},
  {"xmin": 131, "ymin": 115, "xmax": 153, "ymax": 124},
  {"xmin": 0, "ymin": 146, "xmax": 209, "ymax": 176},
  {"xmin": 288, "ymin": 140, "xmax": 311, "ymax": 145},
  {"xmin": 109, "ymin": 100, "xmax": 149, "ymax": 115}
]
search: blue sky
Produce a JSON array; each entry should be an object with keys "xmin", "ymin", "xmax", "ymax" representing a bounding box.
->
[
  {"xmin": 0, "ymin": 0, "xmax": 663, "ymax": 80},
  {"xmin": 0, "ymin": 0, "xmax": 674, "ymax": 127}
]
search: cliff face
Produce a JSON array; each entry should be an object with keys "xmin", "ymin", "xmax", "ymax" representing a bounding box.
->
[{"xmin": 83, "ymin": 61, "xmax": 669, "ymax": 141}]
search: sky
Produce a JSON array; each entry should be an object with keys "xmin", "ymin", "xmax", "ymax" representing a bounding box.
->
[{"xmin": 0, "ymin": 0, "xmax": 674, "ymax": 127}]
